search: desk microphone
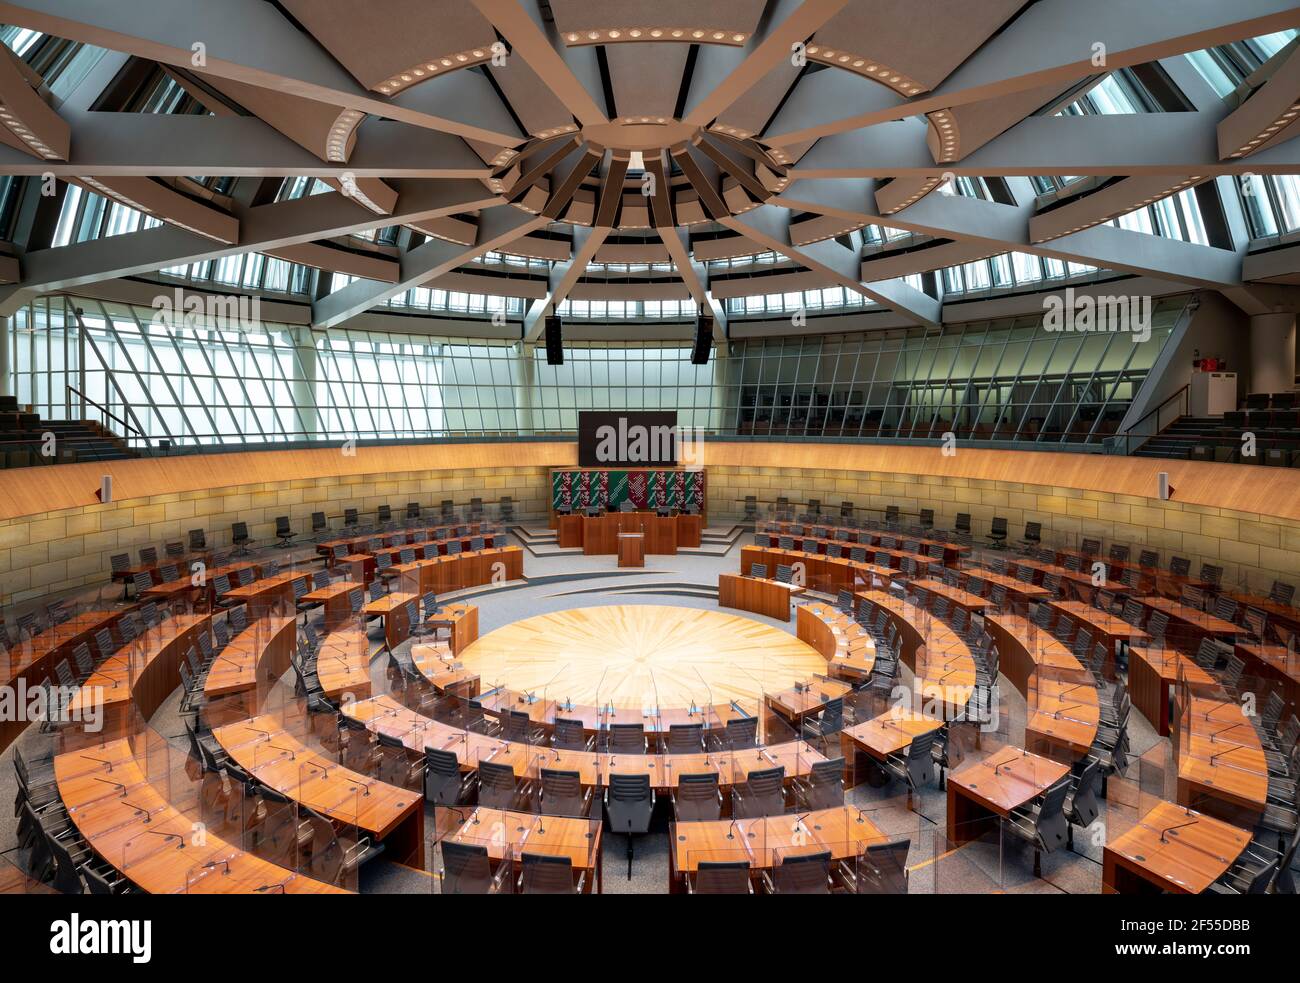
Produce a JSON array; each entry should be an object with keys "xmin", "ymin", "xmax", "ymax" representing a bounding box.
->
[{"xmin": 1158, "ymin": 818, "xmax": 1198, "ymax": 843}]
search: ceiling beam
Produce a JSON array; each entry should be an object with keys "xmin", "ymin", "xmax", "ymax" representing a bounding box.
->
[
  {"xmin": 682, "ymin": 0, "xmax": 851, "ymax": 127},
  {"xmin": 8, "ymin": 179, "xmax": 502, "ymax": 306},
  {"xmin": 522, "ymin": 225, "xmax": 609, "ymax": 341},
  {"xmin": 763, "ymin": 0, "xmax": 1300, "ymax": 146},
  {"xmin": 775, "ymin": 178, "xmax": 1246, "ymax": 288},
  {"xmin": 0, "ymin": 0, "xmax": 523, "ymax": 145},
  {"xmin": 722, "ymin": 204, "xmax": 942, "ymax": 325},
  {"xmin": 312, "ymin": 203, "xmax": 546, "ymax": 328},
  {"xmin": 657, "ymin": 226, "xmax": 727, "ymax": 335},
  {"xmin": 470, "ymin": 0, "xmax": 608, "ymax": 127}
]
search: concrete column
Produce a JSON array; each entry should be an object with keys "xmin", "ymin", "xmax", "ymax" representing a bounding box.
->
[
  {"xmin": 1250, "ymin": 313, "xmax": 1296, "ymax": 394},
  {"xmin": 0, "ymin": 314, "xmax": 9, "ymax": 397},
  {"xmin": 291, "ymin": 327, "xmax": 318, "ymax": 437}
]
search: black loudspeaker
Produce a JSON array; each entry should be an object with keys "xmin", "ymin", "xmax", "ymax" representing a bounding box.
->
[
  {"xmin": 545, "ymin": 315, "xmax": 563, "ymax": 365},
  {"xmin": 691, "ymin": 311, "xmax": 713, "ymax": 365}
]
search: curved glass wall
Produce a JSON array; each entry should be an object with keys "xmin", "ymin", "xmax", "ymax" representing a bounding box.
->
[{"xmin": 7, "ymin": 293, "xmax": 1189, "ymax": 450}]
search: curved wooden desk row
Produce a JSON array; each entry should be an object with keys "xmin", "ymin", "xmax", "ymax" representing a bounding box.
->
[
  {"xmin": 219, "ymin": 570, "xmax": 313, "ymax": 618},
  {"xmin": 764, "ymin": 519, "xmax": 969, "ymax": 558},
  {"xmin": 717, "ymin": 572, "xmax": 804, "ymax": 621},
  {"xmin": 316, "ymin": 520, "xmax": 496, "ymax": 559},
  {"xmin": 344, "ymin": 693, "xmax": 833, "ymax": 794},
  {"xmin": 54, "ymin": 740, "xmax": 345, "ymax": 894},
  {"xmin": 389, "ymin": 545, "xmax": 524, "ymax": 598},
  {"xmin": 855, "ymin": 589, "xmax": 976, "ymax": 719},
  {"xmin": 983, "ymin": 612, "xmax": 1101, "ymax": 761},
  {"xmin": 1, "ymin": 608, "xmax": 133, "ymax": 752},
  {"xmin": 795, "ymin": 601, "xmax": 877, "ymax": 683},
  {"xmin": 754, "ymin": 533, "xmax": 943, "ymax": 576},
  {"xmin": 65, "ymin": 613, "xmax": 211, "ymax": 734},
  {"xmin": 210, "ymin": 713, "xmax": 424, "ymax": 866},
  {"xmin": 741, "ymin": 545, "xmax": 899, "ymax": 595},
  {"xmin": 314, "ymin": 629, "xmax": 374, "ymax": 701},
  {"xmin": 111, "ymin": 549, "xmax": 213, "ymax": 586},
  {"xmin": 140, "ymin": 559, "xmax": 262, "ymax": 605}
]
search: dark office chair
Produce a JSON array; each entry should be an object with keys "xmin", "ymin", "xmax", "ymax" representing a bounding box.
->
[
  {"xmin": 344, "ymin": 508, "xmax": 359, "ymax": 528},
  {"xmin": 274, "ymin": 516, "xmax": 296, "ymax": 548},
  {"xmin": 987, "ymin": 516, "xmax": 1008, "ymax": 549},
  {"xmin": 440, "ymin": 841, "xmax": 510, "ymax": 894},
  {"xmin": 883, "ymin": 731, "xmax": 936, "ymax": 809},
  {"xmin": 605, "ymin": 773, "xmax": 654, "ymax": 878},
  {"xmin": 672, "ymin": 772, "xmax": 723, "ymax": 821},
  {"xmin": 848, "ymin": 839, "xmax": 911, "ymax": 894},
  {"xmin": 425, "ymin": 749, "xmax": 475, "ymax": 806},
  {"xmin": 885, "ymin": 504, "xmax": 900, "ymax": 528},
  {"xmin": 725, "ymin": 716, "xmax": 758, "ymax": 749},
  {"xmin": 734, "ymin": 766, "xmax": 786, "ymax": 818},
  {"xmin": 539, "ymin": 768, "xmax": 591, "ymax": 817},
  {"xmin": 406, "ymin": 502, "xmax": 421, "ymax": 521},
  {"xmin": 477, "ymin": 761, "xmax": 525, "ymax": 810},
  {"xmin": 520, "ymin": 853, "xmax": 581, "ymax": 894},
  {"xmin": 231, "ymin": 521, "xmax": 253, "ymax": 556},
  {"xmin": 792, "ymin": 757, "xmax": 846, "ymax": 810},
  {"xmin": 767, "ymin": 850, "xmax": 833, "ymax": 894},
  {"xmin": 1003, "ymin": 778, "xmax": 1071, "ymax": 877},
  {"xmin": 666, "ymin": 722, "xmax": 704, "ymax": 754},
  {"xmin": 607, "ymin": 723, "xmax": 647, "ymax": 754},
  {"xmin": 918, "ymin": 508, "xmax": 934, "ymax": 531},
  {"xmin": 311, "ymin": 512, "xmax": 328, "ymax": 540},
  {"xmin": 689, "ymin": 861, "xmax": 752, "ymax": 894}
]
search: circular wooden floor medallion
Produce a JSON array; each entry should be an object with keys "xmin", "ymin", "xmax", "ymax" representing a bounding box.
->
[{"xmin": 458, "ymin": 604, "xmax": 826, "ymax": 709}]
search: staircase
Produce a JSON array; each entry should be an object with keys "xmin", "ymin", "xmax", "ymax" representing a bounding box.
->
[
  {"xmin": 0, "ymin": 395, "xmax": 139, "ymax": 469},
  {"xmin": 1130, "ymin": 416, "xmax": 1223, "ymax": 460}
]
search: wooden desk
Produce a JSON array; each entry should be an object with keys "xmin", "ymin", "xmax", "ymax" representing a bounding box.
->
[
  {"xmin": 440, "ymin": 806, "xmax": 602, "ymax": 892},
  {"xmin": 1234, "ymin": 641, "xmax": 1300, "ymax": 712},
  {"xmin": 947, "ymin": 748, "xmax": 1070, "ymax": 845},
  {"xmin": 842, "ymin": 708, "xmax": 944, "ymax": 764},
  {"xmin": 718, "ymin": 572, "xmax": 803, "ymax": 621},
  {"xmin": 796, "ymin": 601, "xmax": 876, "ymax": 683},
  {"xmin": 859, "ymin": 589, "xmax": 975, "ymax": 718},
  {"xmin": 55, "ymin": 740, "xmax": 345, "ymax": 894},
  {"xmin": 1049, "ymin": 599, "xmax": 1150, "ymax": 649},
  {"xmin": 617, "ymin": 532, "xmax": 645, "ymax": 568},
  {"xmin": 364, "ymin": 592, "xmax": 418, "ymax": 649},
  {"xmin": 214, "ymin": 714, "xmax": 424, "ymax": 866},
  {"xmin": 202, "ymin": 615, "xmax": 297, "ymax": 709},
  {"xmin": 315, "ymin": 629, "xmax": 372, "ymax": 700},
  {"xmin": 1176, "ymin": 697, "xmax": 1268, "ymax": 822},
  {"xmin": 581, "ymin": 512, "xmax": 684, "ymax": 555},
  {"xmin": 301, "ymin": 581, "xmax": 359, "ymax": 631},
  {"xmin": 1128, "ymin": 645, "xmax": 1217, "ymax": 736},
  {"xmin": 65, "ymin": 613, "xmax": 210, "ymax": 739},
  {"xmin": 984, "ymin": 611, "xmax": 1098, "ymax": 760},
  {"xmin": 669, "ymin": 806, "xmax": 887, "ymax": 892},
  {"xmin": 912, "ymin": 578, "xmax": 991, "ymax": 613},
  {"xmin": 765, "ymin": 677, "xmax": 853, "ymax": 728},
  {"xmin": 1103, "ymin": 800, "xmax": 1251, "ymax": 894},
  {"xmin": 221, "ymin": 570, "xmax": 310, "ymax": 618},
  {"xmin": 1138, "ymin": 596, "xmax": 1241, "ymax": 640},
  {"xmin": 392, "ymin": 545, "xmax": 523, "ymax": 596},
  {"xmin": 960, "ymin": 566, "xmax": 1049, "ymax": 601},
  {"xmin": 408, "ymin": 602, "xmax": 479, "ymax": 657},
  {"xmin": 2, "ymin": 609, "xmax": 128, "ymax": 747}
]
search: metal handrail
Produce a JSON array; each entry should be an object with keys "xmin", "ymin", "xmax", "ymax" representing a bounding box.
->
[{"xmin": 66, "ymin": 385, "xmax": 143, "ymax": 437}]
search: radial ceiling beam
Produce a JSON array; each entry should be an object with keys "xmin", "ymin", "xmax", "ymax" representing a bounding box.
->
[
  {"xmin": 0, "ymin": 0, "xmax": 523, "ymax": 145},
  {"xmin": 9, "ymin": 179, "xmax": 503, "ymax": 306},
  {"xmin": 682, "ymin": 0, "xmax": 851, "ymax": 127},
  {"xmin": 542, "ymin": 146, "xmax": 603, "ymax": 220},
  {"xmin": 312, "ymin": 203, "xmax": 547, "ymax": 328},
  {"xmin": 470, "ymin": 0, "xmax": 608, "ymax": 127},
  {"xmin": 657, "ymin": 226, "xmax": 727, "ymax": 334},
  {"xmin": 763, "ymin": 0, "xmax": 1300, "ymax": 146},
  {"xmin": 0, "ymin": 112, "xmax": 495, "ymax": 178},
  {"xmin": 774, "ymin": 178, "xmax": 1245, "ymax": 288},
  {"xmin": 722, "ymin": 204, "xmax": 942, "ymax": 325},
  {"xmin": 522, "ymin": 225, "xmax": 610, "ymax": 341},
  {"xmin": 595, "ymin": 153, "xmax": 630, "ymax": 229}
]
